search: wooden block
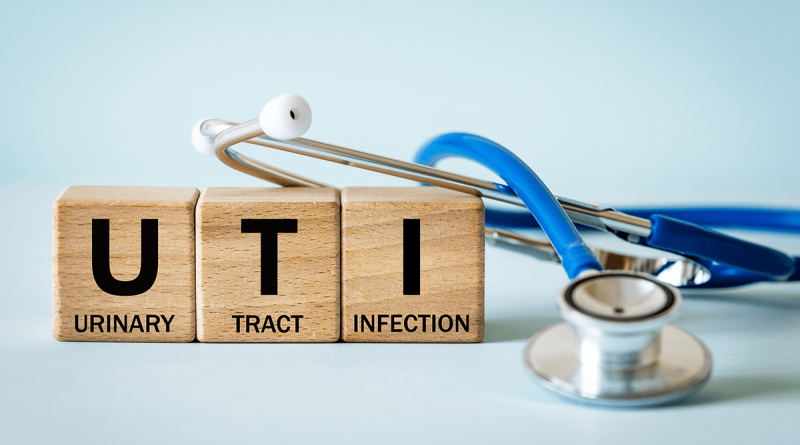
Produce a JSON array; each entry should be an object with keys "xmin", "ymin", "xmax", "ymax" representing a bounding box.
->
[
  {"xmin": 53, "ymin": 186, "xmax": 199, "ymax": 342},
  {"xmin": 341, "ymin": 187, "xmax": 485, "ymax": 342},
  {"xmin": 196, "ymin": 187, "xmax": 340, "ymax": 342}
]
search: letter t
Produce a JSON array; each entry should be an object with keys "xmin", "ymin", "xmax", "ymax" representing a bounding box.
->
[{"xmin": 241, "ymin": 219, "xmax": 298, "ymax": 295}]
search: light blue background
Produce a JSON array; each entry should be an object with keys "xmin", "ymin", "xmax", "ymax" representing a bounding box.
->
[{"xmin": 1, "ymin": 1, "xmax": 799, "ymax": 443}]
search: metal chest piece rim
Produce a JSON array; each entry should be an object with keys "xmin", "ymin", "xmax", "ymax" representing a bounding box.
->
[{"xmin": 524, "ymin": 271, "xmax": 713, "ymax": 407}]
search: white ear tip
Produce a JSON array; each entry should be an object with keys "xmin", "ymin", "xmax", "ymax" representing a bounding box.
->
[
  {"xmin": 191, "ymin": 118, "xmax": 216, "ymax": 157},
  {"xmin": 259, "ymin": 93, "xmax": 312, "ymax": 140}
]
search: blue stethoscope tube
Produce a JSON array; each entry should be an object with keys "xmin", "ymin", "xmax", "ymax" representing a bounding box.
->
[
  {"xmin": 414, "ymin": 133, "xmax": 799, "ymax": 288},
  {"xmin": 413, "ymin": 133, "xmax": 602, "ymax": 279}
]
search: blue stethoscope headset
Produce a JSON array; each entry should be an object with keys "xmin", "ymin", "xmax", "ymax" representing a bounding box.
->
[{"xmin": 192, "ymin": 93, "xmax": 799, "ymax": 407}]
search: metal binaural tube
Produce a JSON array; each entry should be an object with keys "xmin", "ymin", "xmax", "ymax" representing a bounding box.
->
[
  {"xmin": 200, "ymin": 119, "xmax": 652, "ymax": 239},
  {"xmin": 197, "ymin": 117, "xmax": 712, "ymax": 286}
]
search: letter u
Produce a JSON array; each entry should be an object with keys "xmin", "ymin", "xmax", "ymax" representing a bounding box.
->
[
  {"xmin": 74, "ymin": 314, "xmax": 88, "ymax": 333},
  {"xmin": 92, "ymin": 219, "xmax": 158, "ymax": 296}
]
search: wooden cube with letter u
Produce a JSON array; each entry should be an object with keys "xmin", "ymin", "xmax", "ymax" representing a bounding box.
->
[
  {"xmin": 52, "ymin": 186, "xmax": 199, "ymax": 342},
  {"xmin": 196, "ymin": 187, "xmax": 340, "ymax": 342},
  {"xmin": 341, "ymin": 187, "xmax": 485, "ymax": 342}
]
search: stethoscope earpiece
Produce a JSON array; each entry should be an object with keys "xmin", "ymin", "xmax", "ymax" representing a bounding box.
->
[
  {"xmin": 525, "ymin": 271, "xmax": 712, "ymax": 407},
  {"xmin": 191, "ymin": 117, "xmax": 217, "ymax": 157},
  {"xmin": 259, "ymin": 93, "xmax": 312, "ymax": 140},
  {"xmin": 191, "ymin": 93, "xmax": 312, "ymax": 158}
]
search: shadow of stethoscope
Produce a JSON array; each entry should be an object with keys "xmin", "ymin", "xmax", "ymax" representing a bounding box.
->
[{"xmin": 687, "ymin": 375, "xmax": 800, "ymax": 406}]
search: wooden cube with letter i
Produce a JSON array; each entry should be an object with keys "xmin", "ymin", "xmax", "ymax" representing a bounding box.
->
[
  {"xmin": 341, "ymin": 187, "xmax": 485, "ymax": 342},
  {"xmin": 195, "ymin": 187, "xmax": 340, "ymax": 342},
  {"xmin": 52, "ymin": 186, "xmax": 200, "ymax": 342}
]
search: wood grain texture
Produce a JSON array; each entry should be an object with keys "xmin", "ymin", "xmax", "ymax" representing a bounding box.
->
[
  {"xmin": 196, "ymin": 187, "xmax": 340, "ymax": 342},
  {"xmin": 52, "ymin": 186, "xmax": 199, "ymax": 342},
  {"xmin": 341, "ymin": 187, "xmax": 485, "ymax": 342}
]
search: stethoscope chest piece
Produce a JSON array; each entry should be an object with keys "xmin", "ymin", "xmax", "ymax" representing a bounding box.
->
[{"xmin": 524, "ymin": 271, "xmax": 712, "ymax": 407}]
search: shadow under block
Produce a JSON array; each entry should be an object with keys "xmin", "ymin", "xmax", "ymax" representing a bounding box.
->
[
  {"xmin": 341, "ymin": 187, "xmax": 485, "ymax": 342},
  {"xmin": 52, "ymin": 186, "xmax": 199, "ymax": 342},
  {"xmin": 196, "ymin": 187, "xmax": 340, "ymax": 342}
]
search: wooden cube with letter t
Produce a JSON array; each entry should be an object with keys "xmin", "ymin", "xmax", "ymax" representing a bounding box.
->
[
  {"xmin": 196, "ymin": 187, "xmax": 340, "ymax": 342},
  {"xmin": 341, "ymin": 187, "xmax": 485, "ymax": 342},
  {"xmin": 52, "ymin": 186, "xmax": 199, "ymax": 342}
]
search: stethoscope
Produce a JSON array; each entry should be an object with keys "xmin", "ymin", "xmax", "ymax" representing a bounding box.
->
[{"xmin": 191, "ymin": 93, "xmax": 800, "ymax": 407}]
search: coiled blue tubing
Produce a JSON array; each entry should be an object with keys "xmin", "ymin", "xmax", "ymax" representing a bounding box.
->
[
  {"xmin": 413, "ymin": 133, "xmax": 602, "ymax": 279},
  {"xmin": 413, "ymin": 133, "xmax": 798, "ymax": 287}
]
